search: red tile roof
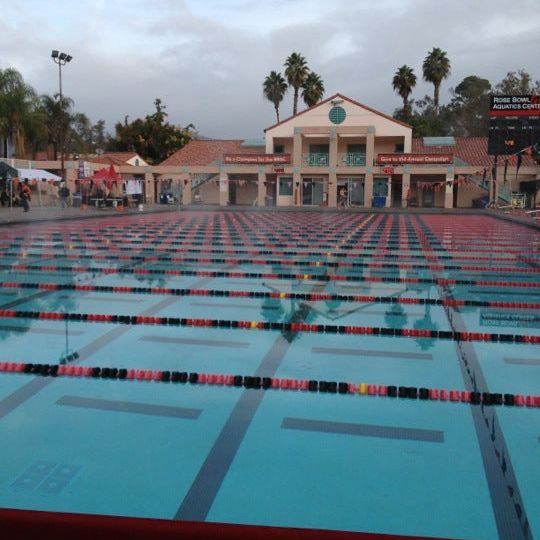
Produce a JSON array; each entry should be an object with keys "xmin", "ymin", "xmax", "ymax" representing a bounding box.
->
[
  {"xmin": 160, "ymin": 140, "xmax": 264, "ymax": 166},
  {"xmin": 91, "ymin": 152, "xmax": 140, "ymax": 166},
  {"xmin": 412, "ymin": 137, "xmax": 536, "ymax": 168},
  {"xmin": 265, "ymin": 93, "xmax": 412, "ymax": 132}
]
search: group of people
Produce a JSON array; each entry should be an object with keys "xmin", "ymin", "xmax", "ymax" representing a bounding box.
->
[{"xmin": 0, "ymin": 182, "xmax": 32, "ymax": 212}]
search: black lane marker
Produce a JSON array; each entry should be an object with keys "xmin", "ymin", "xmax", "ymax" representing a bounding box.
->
[
  {"xmin": 56, "ymin": 396, "xmax": 202, "ymax": 419},
  {"xmin": 282, "ymin": 417, "xmax": 444, "ymax": 443},
  {"xmin": 58, "ymin": 294, "xmax": 142, "ymax": 303},
  {"xmin": 189, "ymin": 301, "xmax": 280, "ymax": 310},
  {"xmin": 139, "ymin": 336, "xmax": 250, "ymax": 349},
  {"xmin": 174, "ymin": 214, "xmax": 382, "ymax": 521},
  {"xmin": 312, "ymin": 346, "xmax": 432, "ymax": 360},
  {"xmin": 415, "ymin": 214, "xmax": 532, "ymax": 540},
  {"xmin": 504, "ymin": 358, "xmax": 540, "ymax": 366}
]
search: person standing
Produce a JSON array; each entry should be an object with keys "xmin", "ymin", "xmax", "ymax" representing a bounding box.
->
[
  {"xmin": 20, "ymin": 188, "xmax": 30, "ymax": 212},
  {"xmin": 59, "ymin": 184, "xmax": 70, "ymax": 208}
]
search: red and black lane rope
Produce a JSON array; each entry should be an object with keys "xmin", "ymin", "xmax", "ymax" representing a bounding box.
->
[
  {"xmin": 0, "ymin": 309, "xmax": 539, "ymax": 344},
  {"xmin": 1, "ymin": 362, "xmax": 538, "ymax": 409},
  {"xmin": 3, "ymin": 251, "xmax": 539, "ymax": 274},
  {"xmin": 1, "ymin": 263, "xmax": 538, "ymax": 289},
  {"xmin": 2, "ymin": 281, "xmax": 540, "ymax": 311}
]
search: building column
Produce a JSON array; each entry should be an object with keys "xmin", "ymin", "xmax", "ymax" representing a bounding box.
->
[
  {"xmin": 366, "ymin": 128, "xmax": 375, "ymax": 167},
  {"xmin": 444, "ymin": 173, "xmax": 454, "ymax": 209},
  {"xmin": 402, "ymin": 172, "xmax": 410, "ymax": 208},
  {"xmin": 257, "ymin": 169, "xmax": 265, "ymax": 207},
  {"xmin": 293, "ymin": 172, "xmax": 301, "ymax": 206},
  {"xmin": 219, "ymin": 171, "xmax": 228, "ymax": 206},
  {"xmin": 181, "ymin": 174, "xmax": 191, "ymax": 205},
  {"xmin": 364, "ymin": 172, "xmax": 373, "ymax": 207},
  {"xmin": 65, "ymin": 167, "xmax": 77, "ymax": 194},
  {"xmin": 386, "ymin": 176, "xmax": 392, "ymax": 207},
  {"xmin": 293, "ymin": 128, "xmax": 302, "ymax": 169},
  {"xmin": 144, "ymin": 172, "xmax": 154, "ymax": 203},
  {"xmin": 328, "ymin": 171, "xmax": 337, "ymax": 207}
]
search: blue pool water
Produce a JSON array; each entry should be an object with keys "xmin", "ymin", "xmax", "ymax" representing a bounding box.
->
[{"xmin": 0, "ymin": 210, "xmax": 538, "ymax": 540}]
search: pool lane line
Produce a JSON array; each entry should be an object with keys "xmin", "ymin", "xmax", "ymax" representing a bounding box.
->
[
  {"xmin": 10, "ymin": 281, "xmax": 524, "ymax": 310},
  {"xmin": 4, "ymin": 249, "xmax": 539, "ymax": 274},
  {"xmin": 174, "ymin": 212, "xmax": 383, "ymax": 521},
  {"xmin": 0, "ymin": 265, "xmax": 233, "ymax": 422},
  {"xmin": 1, "ymin": 308, "xmax": 538, "ymax": 344},
  {"xmin": 281, "ymin": 418, "xmax": 444, "ymax": 443},
  {"xmin": 1, "ymin": 363, "xmax": 539, "ymax": 409},
  {"xmin": 413, "ymin": 214, "xmax": 534, "ymax": 540},
  {"xmin": 2, "ymin": 263, "xmax": 538, "ymax": 288},
  {"xmin": 56, "ymin": 395, "xmax": 202, "ymax": 419}
]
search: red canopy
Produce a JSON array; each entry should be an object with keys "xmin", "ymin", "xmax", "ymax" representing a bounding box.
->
[{"xmin": 93, "ymin": 164, "xmax": 121, "ymax": 182}]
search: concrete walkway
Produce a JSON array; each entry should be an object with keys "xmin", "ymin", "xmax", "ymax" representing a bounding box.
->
[{"xmin": 0, "ymin": 204, "xmax": 179, "ymax": 226}]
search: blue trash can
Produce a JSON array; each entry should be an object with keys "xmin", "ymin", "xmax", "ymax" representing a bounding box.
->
[{"xmin": 373, "ymin": 196, "xmax": 386, "ymax": 208}]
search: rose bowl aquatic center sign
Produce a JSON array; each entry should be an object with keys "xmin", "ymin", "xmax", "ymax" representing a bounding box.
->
[
  {"xmin": 490, "ymin": 95, "xmax": 540, "ymax": 117},
  {"xmin": 223, "ymin": 153, "xmax": 291, "ymax": 164},
  {"xmin": 376, "ymin": 153, "xmax": 454, "ymax": 165}
]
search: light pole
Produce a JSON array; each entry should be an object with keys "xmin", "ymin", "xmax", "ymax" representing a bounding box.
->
[{"xmin": 51, "ymin": 50, "xmax": 72, "ymax": 181}]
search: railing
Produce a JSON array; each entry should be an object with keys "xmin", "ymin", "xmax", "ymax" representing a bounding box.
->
[
  {"xmin": 302, "ymin": 153, "xmax": 329, "ymax": 166},
  {"xmin": 339, "ymin": 153, "xmax": 366, "ymax": 166},
  {"xmin": 191, "ymin": 173, "xmax": 217, "ymax": 190}
]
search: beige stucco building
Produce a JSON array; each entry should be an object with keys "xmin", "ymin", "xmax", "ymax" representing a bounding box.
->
[{"xmin": 6, "ymin": 93, "xmax": 539, "ymax": 209}]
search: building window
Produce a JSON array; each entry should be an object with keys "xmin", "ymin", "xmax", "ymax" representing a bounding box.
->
[
  {"xmin": 394, "ymin": 143, "xmax": 404, "ymax": 153},
  {"xmin": 135, "ymin": 159, "xmax": 140, "ymax": 166},
  {"xmin": 329, "ymin": 106, "xmax": 346, "ymax": 124},
  {"xmin": 278, "ymin": 176, "xmax": 293, "ymax": 196},
  {"xmin": 274, "ymin": 144, "xmax": 284, "ymax": 154}
]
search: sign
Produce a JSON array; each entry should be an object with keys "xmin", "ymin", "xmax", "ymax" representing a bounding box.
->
[
  {"xmin": 488, "ymin": 95, "xmax": 540, "ymax": 155},
  {"xmin": 489, "ymin": 95, "xmax": 540, "ymax": 117},
  {"xmin": 382, "ymin": 166, "xmax": 394, "ymax": 174},
  {"xmin": 376, "ymin": 153, "xmax": 453, "ymax": 165},
  {"xmin": 223, "ymin": 153, "xmax": 291, "ymax": 164},
  {"xmin": 274, "ymin": 167, "xmax": 285, "ymax": 174}
]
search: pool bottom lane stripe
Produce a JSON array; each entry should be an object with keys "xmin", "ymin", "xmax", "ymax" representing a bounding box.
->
[
  {"xmin": 56, "ymin": 396, "xmax": 201, "ymax": 419},
  {"xmin": 311, "ymin": 347, "xmax": 433, "ymax": 361},
  {"xmin": 281, "ymin": 418, "xmax": 444, "ymax": 443}
]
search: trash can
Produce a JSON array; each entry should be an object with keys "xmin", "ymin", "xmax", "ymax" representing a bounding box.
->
[
  {"xmin": 72, "ymin": 194, "xmax": 82, "ymax": 208},
  {"xmin": 264, "ymin": 195, "xmax": 274, "ymax": 207},
  {"xmin": 373, "ymin": 196, "xmax": 386, "ymax": 208}
]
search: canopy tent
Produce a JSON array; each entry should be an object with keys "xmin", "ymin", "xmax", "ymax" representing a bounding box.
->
[
  {"xmin": 16, "ymin": 168, "xmax": 61, "ymax": 182},
  {"xmin": 92, "ymin": 164, "xmax": 121, "ymax": 182},
  {"xmin": 0, "ymin": 161, "xmax": 18, "ymax": 178}
]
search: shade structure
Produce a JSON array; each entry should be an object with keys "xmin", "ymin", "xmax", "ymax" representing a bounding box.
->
[
  {"xmin": 92, "ymin": 164, "xmax": 122, "ymax": 189},
  {"xmin": 16, "ymin": 168, "xmax": 62, "ymax": 182}
]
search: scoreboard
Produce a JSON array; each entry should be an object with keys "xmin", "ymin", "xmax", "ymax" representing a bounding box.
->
[{"xmin": 488, "ymin": 95, "xmax": 540, "ymax": 155}]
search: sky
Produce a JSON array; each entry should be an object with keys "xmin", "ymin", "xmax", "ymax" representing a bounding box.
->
[{"xmin": 1, "ymin": 0, "xmax": 539, "ymax": 139}]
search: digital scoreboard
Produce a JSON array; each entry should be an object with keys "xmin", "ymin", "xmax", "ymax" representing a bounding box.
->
[{"xmin": 488, "ymin": 95, "xmax": 540, "ymax": 155}]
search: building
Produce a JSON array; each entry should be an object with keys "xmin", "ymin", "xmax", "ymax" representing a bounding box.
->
[{"xmin": 22, "ymin": 93, "xmax": 540, "ymax": 208}]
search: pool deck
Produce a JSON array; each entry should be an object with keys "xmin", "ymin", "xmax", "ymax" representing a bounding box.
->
[{"xmin": 1, "ymin": 204, "xmax": 539, "ymax": 231}]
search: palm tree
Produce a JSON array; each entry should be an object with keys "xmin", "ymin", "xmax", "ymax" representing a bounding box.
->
[
  {"xmin": 0, "ymin": 68, "xmax": 39, "ymax": 157},
  {"xmin": 302, "ymin": 71, "xmax": 325, "ymax": 107},
  {"xmin": 39, "ymin": 94, "xmax": 73, "ymax": 160},
  {"xmin": 422, "ymin": 47, "xmax": 451, "ymax": 116},
  {"xmin": 392, "ymin": 65, "xmax": 417, "ymax": 118},
  {"xmin": 284, "ymin": 52, "xmax": 309, "ymax": 116},
  {"xmin": 263, "ymin": 71, "xmax": 288, "ymax": 123}
]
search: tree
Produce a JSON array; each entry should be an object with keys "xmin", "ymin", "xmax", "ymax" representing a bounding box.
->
[
  {"xmin": 39, "ymin": 93, "xmax": 73, "ymax": 160},
  {"xmin": 495, "ymin": 69, "xmax": 540, "ymax": 95},
  {"xmin": 447, "ymin": 75, "xmax": 491, "ymax": 137},
  {"xmin": 392, "ymin": 65, "xmax": 417, "ymax": 118},
  {"xmin": 263, "ymin": 71, "xmax": 288, "ymax": 123},
  {"xmin": 394, "ymin": 95, "xmax": 450, "ymax": 137},
  {"xmin": 284, "ymin": 52, "xmax": 309, "ymax": 116},
  {"xmin": 302, "ymin": 71, "xmax": 325, "ymax": 107},
  {"xmin": 0, "ymin": 68, "xmax": 40, "ymax": 157},
  {"xmin": 108, "ymin": 98, "xmax": 194, "ymax": 164},
  {"xmin": 422, "ymin": 47, "xmax": 451, "ymax": 115},
  {"xmin": 92, "ymin": 120, "xmax": 107, "ymax": 152}
]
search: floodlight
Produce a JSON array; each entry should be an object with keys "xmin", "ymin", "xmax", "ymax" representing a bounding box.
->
[
  {"xmin": 51, "ymin": 50, "xmax": 59, "ymax": 58},
  {"xmin": 65, "ymin": 55, "xmax": 72, "ymax": 63},
  {"xmin": 59, "ymin": 52, "xmax": 67, "ymax": 61}
]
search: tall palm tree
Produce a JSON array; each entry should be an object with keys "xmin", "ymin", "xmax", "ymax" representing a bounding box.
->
[
  {"xmin": 284, "ymin": 52, "xmax": 309, "ymax": 116},
  {"xmin": 422, "ymin": 47, "xmax": 451, "ymax": 116},
  {"xmin": 39, "ymin": 94, "xmax": 74, "ymax": 160},
  {"xmin": 302, "ymin": 71, "xmax": 325, "ymax": 107},
  {"xmin": 392, "ymin": 65, "xmax": 416, "ymax": 117},
  {"xmin": 263, "ymin": 71, "xmax": 288, "ymax": 123}
]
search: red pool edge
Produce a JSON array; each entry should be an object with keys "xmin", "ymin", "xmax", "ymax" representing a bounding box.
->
[{"xmin": 0, "ymin": 508, "xmax": 453, "ymax": 540}]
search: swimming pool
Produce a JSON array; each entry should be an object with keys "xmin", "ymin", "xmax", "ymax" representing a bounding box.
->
[{"xmin": 0, "ymin": 210, "xmax": 538, "ymax": 540}]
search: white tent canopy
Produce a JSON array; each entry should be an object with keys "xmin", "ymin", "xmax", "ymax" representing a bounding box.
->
[{"xmin": 16, "ymin": 168, "xmax": 61, "ymax": 182}]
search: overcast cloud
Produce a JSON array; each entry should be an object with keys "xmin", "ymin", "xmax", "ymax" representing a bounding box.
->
[{"xmin": 1, "ymin": 0, "xmax": 539, "ymax": 139}]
